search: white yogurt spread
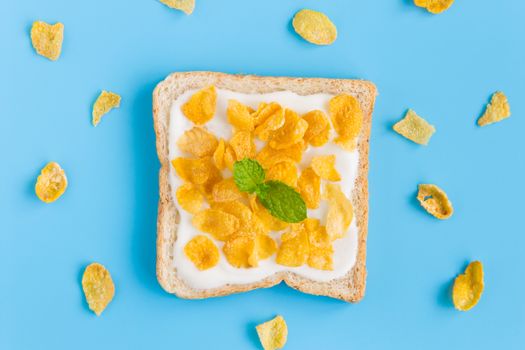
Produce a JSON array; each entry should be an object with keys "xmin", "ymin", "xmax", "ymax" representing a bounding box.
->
[{"xmin": 168, "ymin": 88, "xmax": 359, "ymax": 289}]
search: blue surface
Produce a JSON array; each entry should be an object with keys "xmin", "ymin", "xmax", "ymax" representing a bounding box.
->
[{"xmin": 2, "ymin": 1, "xmax": 524, "ymax": 349}]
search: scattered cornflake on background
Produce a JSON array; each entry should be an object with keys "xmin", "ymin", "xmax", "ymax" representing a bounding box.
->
[
  {"xmin": 256, "ymin": 315, "xmax": 288, "ymax": 350},
  {"xmin": 30, "ymin": 21, "xmax": 64, "ymax": 61},
  {"xmin": 477, "ymin": 91, "xmax": 511, "ymax": 127},
  {"xmin": 417, "ymin": 184, "xmax": 454, "ymax": 219},
  {"xmin": 92, "ymin": 91, "xmax": 121, "ymax": 126},
  {"xmin": 414, "ymin": 0, "xmax": 455, "ymax": 14},
  {"xmin": 82, "ymin": 263, "xmax": 115, "ymax": 316},
  {"xmin": 452, "ymin": 261, "xmax": 484, "ymax": 311},
  {"xmin": 159, "ymin": 0, "xmax": 195, "ymax": 15},
  {"xmin": 292, "ymin": 9, "xmax": 337, "ymax": 45},
  {"xmin": 35, "ymin": 162, "xmax": 68, "ymax": 203},
  {"xmin": 393, "ymin": 109, "xmax": 436, "ymax": 145}
]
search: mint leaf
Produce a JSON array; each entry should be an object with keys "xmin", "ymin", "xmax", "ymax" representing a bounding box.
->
[
  {"xmin": 233, "ymin": 158, "xmax": 265, "ymax": 193},
  {"xmin": 256, "ymin": 180, "xmax": 307, "ymax": 223}
]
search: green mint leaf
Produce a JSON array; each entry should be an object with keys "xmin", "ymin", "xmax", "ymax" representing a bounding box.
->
[
  {"xmin": 256, "ymin": 180, "xmax": 307, "ymax": 223},
  {"xmin": 233, "ymin": 158, "xmax": 265, "ymax": 193}
]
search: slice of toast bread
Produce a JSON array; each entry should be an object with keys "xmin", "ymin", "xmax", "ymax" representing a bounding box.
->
[{"xmin": 153, "ymin": 72, "xmax": 376, "ymax": 302}]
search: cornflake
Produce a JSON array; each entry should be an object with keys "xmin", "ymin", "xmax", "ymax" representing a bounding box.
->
[
  {"xmin": 181, "ymin": 85, "xmax": 217, "ymax": 125},
  {"xmin": 159, "ymin": 0, "xmax": 195, "ymax": 15},
  {"xmin": 309, "ymin": 125, "xmax": 330, "ymax": 147},
  {"xmin": 172, "ymin": 157, "xmax": 221, "ymax": 186},
  {"xmin": 305, "ymin": 219, "xmax": 333, "ymax": 270},
  {"xmin": 250, "ymin": 196, "xmax": 288, "ymax": 231},
  {"xmin": 329, "ymin": 94, "xmax": 363, "ymax": 146},
  {"xmin": 256, "ymin": 142, "xmax": 304, "ymax": 169},
  {"xmin": 211, "ymin": 201, "xmax": 253, "ymax": 227},
  {"xmin": 308, "ymin": 246, "xmax": 334, "ymax": 270},
  {"xmin": 227, "ymin": 99, "xmax": 254, "ymax": 131},
  {"xmin": 82, "ymin": 263, "xmax": 115, "ymax": 316},
  {"xmin": 176, "ymin": 183, "xmax": 204, "ymax": 214},
  {"xmin": 184, "ymin": 235, "xmax": 220, "ymax": 270},
  {"xmin": 453, "ymin": 261, "xmax": 484, "ymax": 311},
  {"xmin": 212, "ymin": 178, "xmax": 243, "ymax": 202},
  {"xmin": 223, "ymin": 144, "xmax": 237, "ymax": 170},
  {"xmin": 266, "ymin": 161, "xmax": 298, "ymax": 187},
  {"xmin": 324, "ymin": 183, "xmax": 353, "ymax": 240},
  {"xmin": 202, "ymin": 165, "xmax": 223, "ymax": 196},
  {"xmin": 213, "ymin": 139, "xmax": 227, "ymax": 170},
  {"xmin": 254, "ymin": 103, "xmax": 286, "ymax": 141},
  {"xmin": 417, "ymin": 184, "xmax": 453, "ymax": 219},
  {"xmin": 223, "ymin": 235, "xmax": 256, "ymax": 268},
  {"xmin": 256, "ymin": 315, "xmax": 288, "ymax": 350},
  {"xmin": 229, "ymin": 131, "xmax": 256, "ymax": 160},
  {"xmin": 297, "ymin": 167, "xmax": 321, "ymax": 209},
  {"xmin": 292, "ymin": 9, "xmax": 337, "ymax": 46},
  {"xmin": 192, "ymin": 209, "xmax": 239, "ymax": 241},
  {"xmin": 269, "ymin": 109, "xmax": 308, "ymax": 150},
  {"xmin": 35, "ymin": 162, "xmax": 68, "ymax": 203},
  {"xmin": 311, "ymin": 155, "xmax": 341, "ymax": 181},
  {"xmin": 177, "ymin": 127, "xmax": 218, "ymax": 157},
  {"xmin": 477, "ymin": 92, "xmax": 511, "ymax": 127},
  {"xmin": 414, "ymin": 0, "xmax": 455, "ymax": 14},
  {"xmin": 303, "ymin": 110, "xmax": 330, "ymax": 147},
  {"xmin": 92, "ymin": 91, "xmax": 121, "ymax": 127},
  {"xmin": 276, "ymin": 226, "xmax": 309, "ymax": 267},
  {"xmin": 30, "ymin": 21, "xmax": 64, "ymax": 61},
  {"xmin": 251, "ymin": 234, "xmax": 278, "ymax": 266},
  {"xmin": 276, "ymin": 219, "xmax": 333, "ymax": 270},
  {"xmin": 393, "ymin": 109, "xmax": 435, "ymax": 145}
]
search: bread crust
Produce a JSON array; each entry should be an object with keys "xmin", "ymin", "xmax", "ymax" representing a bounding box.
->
[{"xmin": 153, "ymin": 72, "xmax": 376, "ymax": 302}]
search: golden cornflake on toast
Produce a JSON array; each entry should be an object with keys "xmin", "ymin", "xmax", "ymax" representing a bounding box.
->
[
  {"xmin": 311, "ymin": 155, "xmax": 341, "ymax": 181},
  {"xmin": 192, "ymin": 209, "xmax": 240, "ymax": 241},
  {"xmin": 329, "ymin": 94, "xmax": 363, "ymax": 149},
  {"xmin": 177, "ymin": 127, "xmax": 218, "ymax": 157},
  {"xmin": 266, "ymin": 161, "xmax": 299, "ymax": 187},
  {"xmin": 277, "ymin": 218, "xmax": 333, "ymax": 270},
  {"xmin": 181, "ymin": 85, "xmax": 217, "ymax": 125},
  {"xmin": 184, "ymin": 235, "xmax": 219, "ymax": 270},
  {"xmin": 324, "ymin": 183, "xmax": 354, "ymax": 240},
  {"xmin": 297, "ymin": 167, "xmax": 321, "ymax": 209},
  {"xmin": 302, "ymin": 110, "xmax": 330, "ymax": 147},
  {"xmin": 176, "ymin": 183, "xmax": 204, "ymax": 214},
  {"xmin": 227, "ymin": 99, "xmax": 255, "ymax": 132},
  {"xmin": 254, "ymin": 103, "xmax": 285, "ymax": 141}
]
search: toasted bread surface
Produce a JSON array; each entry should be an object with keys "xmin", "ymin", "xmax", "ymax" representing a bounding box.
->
[{"xmin": 153, "ymin": 72, "xmax": 376, "ymax": 302}]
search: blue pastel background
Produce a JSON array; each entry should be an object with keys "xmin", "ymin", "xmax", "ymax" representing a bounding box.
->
[{"xmin": 2, "ymin": 1, "xmax": 524, "ymax": 349}]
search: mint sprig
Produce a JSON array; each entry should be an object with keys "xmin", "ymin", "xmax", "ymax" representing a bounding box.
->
[
  {"xmin": 233, "ymin": 158, "xmax": 307, "ymax": 223},
  {"xmin": 233, "ymin": 159, "xmax": 265, "ymax": 193}
]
